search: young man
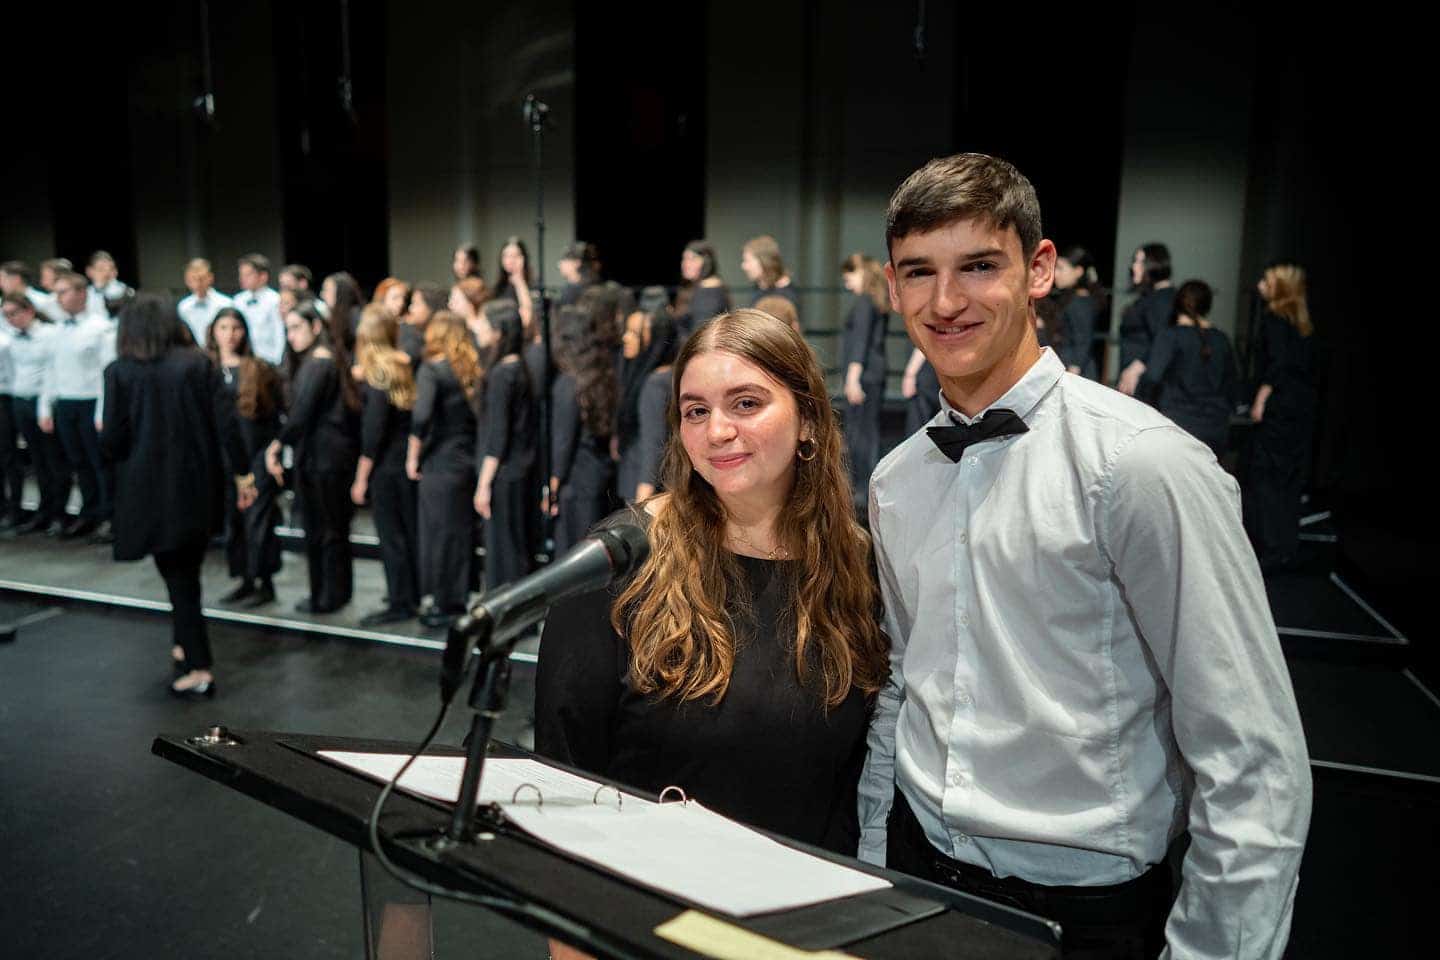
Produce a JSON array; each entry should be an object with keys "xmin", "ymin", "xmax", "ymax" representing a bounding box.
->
[
  {"xmin": 84, "ymin": 250, "xmax": 133, "ymax": 319},
  {"xmin": 278, "ymin": 263, "xmax": 328, "ymax": 317},
  {"xmin": 176, "ymin": 258, "xmax": 233, "ymax": 346},
  {"xmin": 858, "ymin": 154, "xmax": 1311, "ymax": 959},
  {"xmin": 40, "ymin": 271, "xmax": 115, "ymax": 540},
  {"xmin": 1, "ymin": 294, "xmax": 67, "ymax": 535},
  {"xmin": 234, "ymin": 253, "xmax": 285, "ymax": 364},
  {"xmin": 1, "ymin": 260, "xmax": 65, "ymax": 323}
]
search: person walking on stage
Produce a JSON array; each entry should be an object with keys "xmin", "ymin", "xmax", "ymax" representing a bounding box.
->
[
  {"xmin": 1135, "ymin": 279, "xmax": 1237, "ymax": 460},
  {"xmin": 1115, "ymin": 243, "xmax": 1175, "ymax": 398}
]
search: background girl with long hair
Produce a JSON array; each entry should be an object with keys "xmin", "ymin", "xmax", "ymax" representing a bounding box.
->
[
  {"xmin": 839, "ymin": 253, "xmax": 890, "ymax": 510},
  {"xmin": 351, "ymin": 304, "xmax": 420, "ymax": 625},
  {"xmin": 1050, "ymin": 245, "xmax": 1106, "ymax": 379},
  {"xmin": 675, "ymin": 239, "xmax": 730, "ymax": 341},
  {"xmin": 548, "ymin": 300, "xmax": 619, "ymax": 553},
  {"xmin": 620, "ymin": 302, "xmax": 680, "ymax": 502},
  {"xmin": 1138, "ymin": 279, "xmax": 1237, "ymax": 459},
  {"xmin": 473, "ymin": 300, "xmax": 538, "ymax": 589},
  {"xmin": 740, "ymin": 234, "xmax": 798, "ymax": 311},
  {"xmin": 1116, "ymin": 242, "xmax": 1175, "ymax": 398},
  {"xmin": 491, "ymin": 236, "xmax": 535, "ymax": 335}
]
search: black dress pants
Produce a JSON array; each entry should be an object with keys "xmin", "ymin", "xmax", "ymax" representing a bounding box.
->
[
  {"xmin": 845, "ymin": 385, "xmax": 884, "ymax": 510},
  {"xmin": 240, "ymin": 457, "xmax": 283, "ymax": 583},
  {"xmin": 485, "ymin": 472, "xmax": 535, "ymax": 590},
  {"xmin": 52, "ymin": 398, "xmax": 110, "ymax": 520},
  {"xmin": 886, "ymin": 789, "xmax": 1173, "ymax": 959},
  {"xmin": 1244, "ymin": 412, "xmax": 1312, "ymax": 564},
  {"xmin": 371, "ymin": 467, "xmax": 419, "ymax": 610},
  {"xmin": 418, "ymin": 469, "xmax": 475, "ymax": 613},
  {"xmin": 153, "ymin": 539, "xmax": 213, "ymax": 670},
  {"xmin": 12, "ymin": 397, "xmax": 67, "ymax": 522},
  {"xmin": 298, "ymin": 467, "xmax": 354, "ymax": 610},
  {"xmin": 0, "ymin": 394, "xmax": 24, "ymax": 520}
]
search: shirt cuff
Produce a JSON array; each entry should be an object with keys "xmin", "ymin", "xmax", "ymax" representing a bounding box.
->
[{"xmin": 857, "ymin": 829, "xmax": 888, "ymax": 867}]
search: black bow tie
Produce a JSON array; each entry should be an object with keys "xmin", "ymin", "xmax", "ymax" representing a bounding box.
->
[
  {"xmin": 926, "ymin": 409, "xmax": 1028, "ymax": 462},
  {"xmin": 64, "ymin": 316, "xmax": 79, "ymax": 326}
]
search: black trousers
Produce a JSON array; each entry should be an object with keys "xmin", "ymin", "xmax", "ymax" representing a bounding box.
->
[
  {"xmin": 371, "ymin": 468, "xmax": 419, "ymax": 610},
  {"xmin": 239, "ymin": 462, "xmax": 283, "ymax": 583},
  {"xmin": 298, "ymin": 467, "xmax": 354, "ymax": 610},
  {"xmin": 485, "ymin": 472, "xmax": 535, "ymax": 590},
  {"xmin": 418, "ymin": 469, "xmax": 476, "ymax": 613},
  {"xmin": 12, "ymin": 397, "xmax": 67, "ymax": 522},
  {"xmin": 52, "ymin": 398, "xmax": 110, "ymax": 520},
  {"xmin": 845, "ymin": 386, "xmax": 884, "ymax": 509},
  {"xmin": 886, "ymin": 789, "xmax": 1173, "ymax": 959},
  {"xmin": 154, "ymin": 539, "xmax": 213, "ymax": 670},
  {"xmin": 0, "ymin": 394, "xmax": 25, "ymax": 519},
  {"xmin": 1244, "ymin": 413, "xmax": 1312, "ymax": 564}
]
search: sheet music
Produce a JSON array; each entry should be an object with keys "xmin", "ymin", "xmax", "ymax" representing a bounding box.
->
[{"xmin": 320, "ymin": 751, "xmax": 890, "ymax": 916}]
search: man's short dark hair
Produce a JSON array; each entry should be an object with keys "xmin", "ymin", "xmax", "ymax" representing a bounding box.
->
[
  {"xmin": 885, "ymin": 153, "xmax": 1043, "ymax": 258},
  {"xmin": 1, "ymin": 261, "xmax": 32, "ymax": 282},
  {"xmin": 238, "ymin": 253, "xmax": 271, "ymax": 275},
  {"xmin": 2, "ymin": 291, "xmax": 36, "ymax": 310},
  {"xmin": 41, "ymin": 257, "xmax": 74, "ymax": 275},
  {"xmin": 52, "ymin": 270, "xmax": 87, "ymax": 291},
  {"xmin": 280, "ymin": 263, "xmax": 313, "ymax": 285}
]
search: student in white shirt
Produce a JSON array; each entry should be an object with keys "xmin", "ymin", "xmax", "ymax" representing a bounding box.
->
[
  {"xmin": 234, "ymin": 253, "xmax": 286, "ymax": 365},
  {"xmin": 0, "ymin": 260, "xmax": 65, "ymax": 323},
  {"xmin": 0, "ymin": 318, "xmax": 17, "ymax": 532},
  {"xmin": 85, "ymin": 250, "xmax": 133, "ymax": 318},
  {"xmin": 0, "ymin": 294, "xmax": 68, "ymax": 535},
  {"xmin": 176, "ymin": 257, "xmax": 233, "ymax": 346},
  {"xmin": 858, "ymin": 153, "xmax": 1311, "ymax": 959}
]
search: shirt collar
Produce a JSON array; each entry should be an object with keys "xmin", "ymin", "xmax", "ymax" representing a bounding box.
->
[{"xmin": 938, "ymin": 347, "xmax": 1065, "ymax": 426}]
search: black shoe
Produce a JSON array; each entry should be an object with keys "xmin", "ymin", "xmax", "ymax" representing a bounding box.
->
[
  {"xmin": 60, "ymin": 518, "xmax": 97, "ymax": 540},
  {"xmin": 0, "ymin": 526, "xmax": 14, "ymax": 542},
  {"xmin": 88, "ymin": 520, "xmax": 115, "ymax": 545},
  {"xmin": 172, "ymin": 657, "xmax": 189, "ymax": 679},
  {"xmin": 221, "ymin": 580, "xmax": 255, "ymax": 603},
  {"xmin": 169, "ymin": 677, "xmax": 216, "ymax": 700},
  {"xmin": 0, "ymin": 513, "xmax": 17, "ymax": 531},
  {"xmin": 13, "ymin": 515, "xmax": 51, "ymax": 536},
  {"xmin": 419, "ymin": 610, "xmax": 457, "ymax": 629},
  {"xmin": 241, "ymin": 582, "xmax": 276, "ymax": 608},
  {"xmin": 42, "ymin": 520, "xmax": 65, "ymax": 538},
  {"xmin": 295, "ymin": 597, "xmax": 342, "ymax": 615},
  {"xmin": 359, "ymin": 606, "xmax": 416, "ymax": 627}
]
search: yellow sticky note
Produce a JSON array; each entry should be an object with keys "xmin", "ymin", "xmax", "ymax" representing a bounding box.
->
[{"xmin": 654, "ymin": 910, "xmax": 861, "ymax": 960}]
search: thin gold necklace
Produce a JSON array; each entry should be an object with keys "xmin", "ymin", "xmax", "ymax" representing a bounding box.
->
[{"xmin": 728, "ymin": 527, "xmax": 790, "ymax": 561}]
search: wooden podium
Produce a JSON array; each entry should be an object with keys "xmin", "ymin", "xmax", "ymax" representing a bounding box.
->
[{"xmin": 152, "ymin": 728, "xmax": 1061, "ymax": 959}]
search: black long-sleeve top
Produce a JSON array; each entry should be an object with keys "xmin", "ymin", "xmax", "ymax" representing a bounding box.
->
[
  {"xmin": 1057, "ymin": 294, "xmax": 1102, "ymax": 379},
  {"xmin": 550, "ymin": 372, "xmax": 610, "ymax": 488},
  {"xmin": 535, "ymin": 523, "xmax": 871, "ymax": 854},
  {"xmin": 360, "ymin": 382, "xmax": 412, "ymax": 474},
  {"xmin": 1254, "ymin": 313, "xmax": 1317, "ymax": 419},
  {"xmin": 410, "ymin": 358, "xmax": 479, "ymax": 475},
  {"xmin": 216, "ymin": 361, "xmax": 284, "ymax": 473},
  {"xmin": 398, "ymin": 323, "xmax": 426, "ymax": 370},
  {"xmin": 749, "ymin": 283, "xmax": 800, "ymax": 311},
  {"xmin": 1139, "ymin": 325, "xmax": 1237, "ymax": 436},
  {"xmin": 635, "ymin": 368, "xmax": 672, "ymax": 488},
  {"xmin": 1119, "ymin": 286, "xmax": 1177, "ymax": 371},
  {"xmin": 677, "ymin": 284, "xmax": 732, "ymax": 341},
  {"xmin": 840, "ymin": 295, "xmax": 888, "ymax": 386},
  {"xmin": 275, "ymin": 352, "xmax": 360, "ymax": 471},
  {"xmin": 482, "ymin": 357, "xmax": 537, "ymax": 479}
]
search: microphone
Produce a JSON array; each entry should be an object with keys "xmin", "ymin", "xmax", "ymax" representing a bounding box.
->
[{"xmin": 440, "ymin": 522, "xmax": 650, "ymax": 702}]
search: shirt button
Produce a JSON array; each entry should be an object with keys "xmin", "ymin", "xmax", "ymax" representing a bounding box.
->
[
  {"xmin": 959, "ymin": 613, "xmax": 970, "ymax": 627},
  {"xmin": 968, "ymin": 456, "xmax": 978, "ymax": 466},
  {"xmin": 957, "ymin": 691, "xmax": 972, "ymax": 706},
  {"xmin": 949, "ymin": 771, "xmax": 965, "ymax": 787},
  {"xmin": 955, "ymin": 833, "xmax": 971, "ymax": 845},
  {"xmin": 958, "ymin": 531, "xmax": 968, "ymax": 545}
]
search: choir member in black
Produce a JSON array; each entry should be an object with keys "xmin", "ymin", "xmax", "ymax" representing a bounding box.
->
[
  {"xmin": 675, "ymin": 240, "xmax": 731, "ymax": 341},
  {"xmin": 102, "ymin": 294, "xmax": 243, "ymax": 699},
  {"xmin": 556, "ymin": 241, "xmax": 600, "ymax": 307},
  {"xmin": 207, "ymin": 307, "xmax": 284, "ymax": 607},
  {"xmin": 400, "ymin": 283, "xmax": 444, "ymax": 368},
  {"xmin": 264, "ymin": 302, "xmax": 362, "ymax": 614},
  {"xmin": 631, "ymin": 309, "xmax": 680, "ymax": 503},
  {"xmin": 754, "ymin": 295, "xmax": 800, "ymax": 336},
  {"xmin": 351, "ymin": 305, "xmax": 420, "ymax": 625},
  {"xmin": 372, "ymin": 277, "xmax": 410, "ymax": 318},
  {"xmin": 322, "ymin": 272, "xmax": 365, "ymax": 339},
  {"xmin": 1116, "ymin": 242, "xmax": 1176, "ymax": 398},
  {"xmin": 407, "ymin": 311, "xmax": 482, "ymax": 628},
  {"xmin": 491, "ymin": 236, "xmax": 536, "ymax": 334},
  {"xmin": 448, "ymin": 276, "xmax": 490, "ymax": 344},
  {"xmin": 452, "ymin": 244, "xmax": 482, "ymax": 283},
  {"xmin": 1244, "ymin": 263, "xmax": 1318, "ymax": 573},
  {"xmin": 839, "ymin": 254, "xmax": 889, "ymax": 510},
  {"xmin": 900, "ymin": 346, "xmax": 942, "ymax": 435},
  {"xmin": 473, "ymin": 301, "xmax": 538, "ymax": 589},
  {"xmin": 535, "ymin": 309, "xmax": 889, "ymax": 890},
  {"xmin": 617, "ymin": 301, "xmax": 680, "ymax": 501},
  {"xmin": 1050, "ymin": 245, "xmax": 1106, "ymax": 379},
  {"xmin": 741, "ymin": 234, "xmax": 799, "ymax": 311},
  {"xmin": 549, "ymin": 301, "xmax": 618, "ymax": 554},
  {"xmin": 1138, "ymin": 280, "xmax": 1237, "ymax": 459}
]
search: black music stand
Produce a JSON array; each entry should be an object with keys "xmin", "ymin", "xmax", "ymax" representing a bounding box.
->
[{"xmin": 153, "ymin": 727, "xmax": 1061, "ymax": 959}]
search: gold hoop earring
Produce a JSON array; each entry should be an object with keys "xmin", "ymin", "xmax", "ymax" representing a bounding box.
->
[{"xmin": 797, "ymin": 438, "xmax": 817, "ymax": 462}]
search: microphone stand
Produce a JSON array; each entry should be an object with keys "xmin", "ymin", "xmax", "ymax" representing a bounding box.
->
[{"xmin": 525, "ymin": 93, "xmax": 556, "ymax": 559}]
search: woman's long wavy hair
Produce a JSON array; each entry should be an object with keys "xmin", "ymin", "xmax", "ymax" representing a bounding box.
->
[
  {"xmin": 1262, "ymin": 263, "xmax": 1313, "ymax": 337},
  {"xmin": 423, "ymin": 310, "xmax": 483, "ymax": 406},
  {"xmin": 552, "ymin": 301, "xmax": 618, "ymax": 437},
  {"xmin": 841, "ymin": 252, "xmax": 889, "ymax": 314},
  {"xmin": 356, "ymin": 304, "xmax": 416, "ymax": 410},
  {"xmin": 614, "ymin": 309, "xmax": 890, "ymax": 709},
  {"xmin": 206, "ymin": 306, "xmax": 279, "ymax": 421}
]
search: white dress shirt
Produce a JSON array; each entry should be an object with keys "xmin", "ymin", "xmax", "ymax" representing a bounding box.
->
[
  {"xmin": 234, "ymin": 286, "xmax": 285, "ymax": 364},
  {"xmin": 26, "ymin": 286, "xmax": 66, "ymax": 323},
  {"xmin": 39, "ymin": 313, "xmax": 116, "ymax": 419},
  {"xmin": 859, "ymin": 348, "xmax": 1311, "ymax": 960},
  {"xmin": 87, "ymin": 279, "xmax": 132, "ymax": 318},
  {"xmin": 5, "ymin": 323, "xmax": 56, "ymax": 399},
  {"xmin": 177, "ymin": 288, "xmax": 234, "ymax": 346},
  {"xmin": 0, "ymin": 330, "xmax": 12, "ymax": 395}
]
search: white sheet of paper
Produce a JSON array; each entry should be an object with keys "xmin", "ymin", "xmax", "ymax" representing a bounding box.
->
[{"xmin": 321, "ymin": 751, "xmax": 890, "ymax": 916}]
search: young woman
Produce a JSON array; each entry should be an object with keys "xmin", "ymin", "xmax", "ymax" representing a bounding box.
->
[
  {"xmin": 449, "ymin": 276, "xmax": 490, "ymax": 342},
  {"xmin": 452, "ymin": 244, "xmax": 482, "ymax": 283},
  {"xmin": 839, "ymin": 254, "xmax": 889, "ymax": 509},
  {"xmin": 351, "ymin": 305, "xmax": 420, "ymax": 625},
  {"xmin": 207, "ymin": 307, "xmax": 284, "ymax": 608},
  {"xmin": 1050, "ymin": 246, "xmax": 1106, "ymax": 380},
  {"xmin": 321, "ymin": 272, "xmax": 365, "ymax": 342},
  {"xmin": 1116, "ymin": 243, "xmax": 1175, "ymax": 398},
  {"xmin": 900, "ymin": 346, "xmax": 941, "ymax": 436},
  {"xmin": 491, "ymin": 236, "xmax": 535, "ymax": 334},
  {"xmin": 264, "ymin": 301, "xmax": 362, "ymax": 614},
  {"xmin": 473, "ymin": 300, "xmax": 538, "ymax": 590},
  {"xmin": 1139, "ymin": 280, "xmax": 1237, "ymax": 459},
  {"xmin": 675, "ymin": 240, "xmax": 731, "ymax": 342},
  {"xmin": 1244, "ymin": 263, "xmax": 1318, "ymax": 572},
  {"xmin": 102, "ymin": 294, "xmax": 241, "ymax": 698},
  {"xmin": 617, "ymin": 303, "xmax": 680, "ymax": 501},
  {"xmin": 372, "ymin": 277, "xmax": 410, "ymax": 318},
  {"xmin": 536, "ymin": 308, "xmax": 888, "ymax": 858},
  {"xmin": 407, "ymin": 311, "xmax": 482, "ymax": 627},
  {"xmin": 631, "ymin": 309, "xmax": 681, "ymax": 503},
  {"xmin": 549, "ymin": 301, "xmax": 619, "ymax": 554},
  {"xmin": 740, "ymin": 234, "xmax": 798, "ymax": 311}
]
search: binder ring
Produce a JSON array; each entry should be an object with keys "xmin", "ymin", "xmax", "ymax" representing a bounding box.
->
[
  {"xmin": 658, "ymin": 785, "xmax": 689, "ymax": 805},
  {"xmin": 511, "ymin": 783, "xmax": 543, "ymax": 808},
  {"xmin": 592, "ymin": 784, "xmax": 624, "ymax": 810}
]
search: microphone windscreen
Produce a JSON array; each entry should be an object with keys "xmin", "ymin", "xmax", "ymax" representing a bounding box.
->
[{"xmin": 594, "ymin": 522, "xmax": 651, "ymax": 579}]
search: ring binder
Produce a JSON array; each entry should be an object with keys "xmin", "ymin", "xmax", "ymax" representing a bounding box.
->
[
  {"xmin": 592, "ymin": 784, "xmax": 624, "ymax": 810},
  {"xmin": 510, "ymin": 783, "xmax": 543, "ymax": 808},
  {"xmin": 658, "ymin": 785, "xmax": 689, "ymax": 805}
]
